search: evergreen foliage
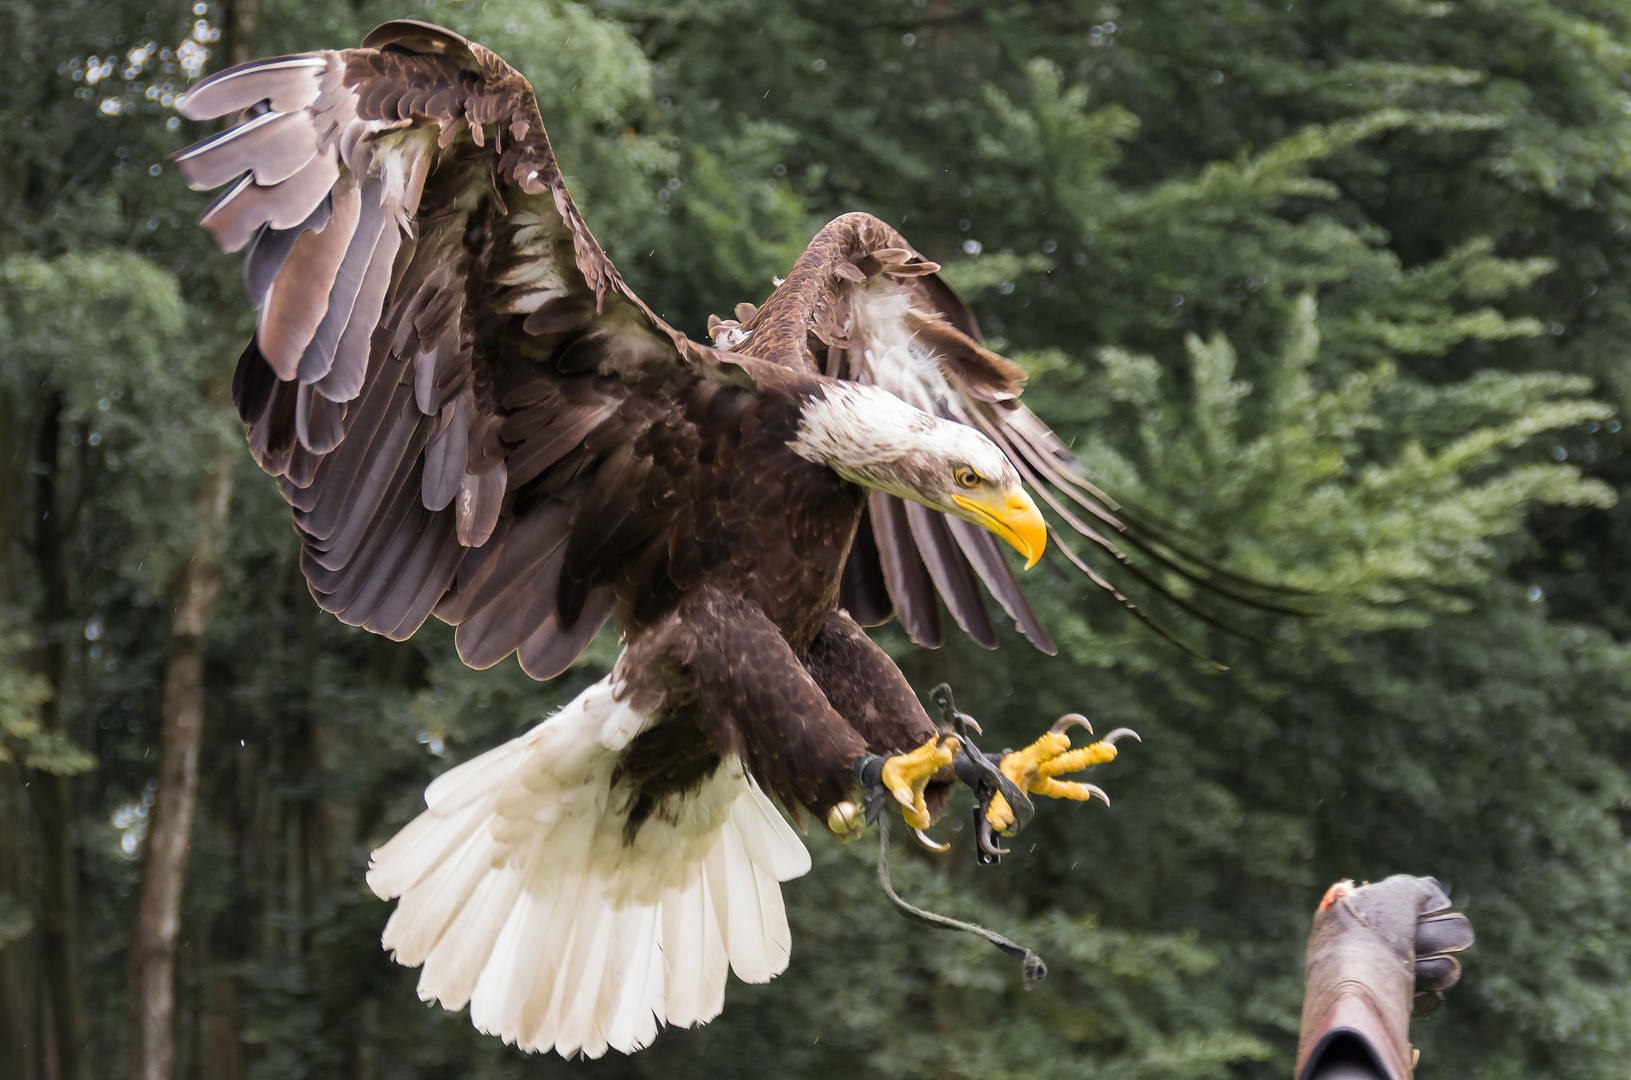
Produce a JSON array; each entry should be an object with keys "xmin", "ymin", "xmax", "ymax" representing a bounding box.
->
[{"xmin": 3, "ymin": 1, "xmax": 1631, "ymax": 1077}]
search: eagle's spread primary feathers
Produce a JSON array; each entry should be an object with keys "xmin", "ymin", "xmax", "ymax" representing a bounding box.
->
[{"xmin": 175, "ymin": 20, "xmax": 1295, "ymax": 1059}]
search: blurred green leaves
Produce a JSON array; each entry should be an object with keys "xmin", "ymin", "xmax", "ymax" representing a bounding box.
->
[
  {"xmin": 0, "ymin": 621, "xmax": 90, "ymax": 775},
  {"xmin": 1074, "ymin": 295, "xmax": 1613, "ymax": 635},
  {"xmin": 0, "ymin": 250, "xmax": 231, "ymax": 595}
]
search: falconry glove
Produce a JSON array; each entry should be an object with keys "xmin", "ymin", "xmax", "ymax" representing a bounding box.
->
[{"xmin": 1295, "ymin": 875, "xmax": 1474, "ymax": 1080}]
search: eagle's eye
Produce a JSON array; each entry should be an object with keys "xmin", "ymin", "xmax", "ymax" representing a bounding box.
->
[{"xmin": 954, "ymin": 466, "xmax": 981, "ymax": 488}]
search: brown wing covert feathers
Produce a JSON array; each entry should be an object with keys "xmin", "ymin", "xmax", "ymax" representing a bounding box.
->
[{"xmin": 177, "ymin": 20, "xmax": 752, "ymax": 680}]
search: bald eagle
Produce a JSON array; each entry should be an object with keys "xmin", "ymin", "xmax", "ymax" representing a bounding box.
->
[{"xmin": 174, "ymin": 21, "xmax": 1288, "ymax": 1059}]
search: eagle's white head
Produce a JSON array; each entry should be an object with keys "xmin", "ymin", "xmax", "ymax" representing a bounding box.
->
[{"xmin": 791, "ymin": 381, "xmax": 1047, "ymax": 568}]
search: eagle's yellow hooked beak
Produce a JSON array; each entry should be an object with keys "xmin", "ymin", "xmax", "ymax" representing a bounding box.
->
[{"xmin": 953, "ymin": 487, "xmax": 1047, "ymax": 569}]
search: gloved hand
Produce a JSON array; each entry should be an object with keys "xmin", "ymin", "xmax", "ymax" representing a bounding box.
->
[{"xmin": 1295, "ymin": 875, "xmax": 1474, "ymax": 1080}]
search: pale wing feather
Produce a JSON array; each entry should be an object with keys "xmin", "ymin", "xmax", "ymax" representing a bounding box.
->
[
  {"xmin": 604, "ymin": 902, "xmax": 664, "ymax": 1054},
  {"xmin": 415, "ymin": 864, "xmax": 525, "ymax": 1010},
  {"xmin": 737, "ymin": 780, "xmax": 814, "ymax": 881},
  {"xmin": 554, "ymin": 897, "xmax": 617, "ymax": 1057},
  {"xmin": 380, "ymin": 822, "xmax": 497, "ymax": 966},
  {"xmin": 711, "ymin": 822, "xmax": 770, "ymax": 984},
  {"xmin": 660, "ymin": 866, "xmax": 726, "ymax": 1027}
]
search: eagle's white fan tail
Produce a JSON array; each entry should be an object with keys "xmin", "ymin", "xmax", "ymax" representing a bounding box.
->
[{"xmin": 367, "ymin": 673, "xmax": 812, "ymax": 1058}]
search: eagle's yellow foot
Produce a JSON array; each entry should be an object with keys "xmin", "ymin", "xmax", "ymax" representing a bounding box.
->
[
  {"xmin": 881, "ymin": 734, "xmax": 962, "ymax": 830},
  {"xmin": 986, "ymin": 716, "xmax": 1138, "ymax": 834}
]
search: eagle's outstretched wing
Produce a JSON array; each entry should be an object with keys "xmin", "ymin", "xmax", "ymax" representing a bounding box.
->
[
  {"xmin": 176, "ymin": 20, "xmax": 754, "ymax": 679},
  {"xmin": 720, "ymin": 213, "xmax": 1306, "ymax": 659}
]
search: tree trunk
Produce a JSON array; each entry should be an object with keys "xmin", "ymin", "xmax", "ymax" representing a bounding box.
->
[
  {"xmin": 127, "ymin": 6, "xmax": 256, "ymax": 1075},
  {"xmin": 128, "ymin": 455, "xmax": 232, "ymax": 1080},
  {"xmin": 29, "ymin": 775, "xmax": 79, "ymax": 1080},
  {"xmin": 227, "ymin": 0, "xmax": 257, "ymax": 67},
  {"xmin": 0, "ymin": 384, "xmax": 19, "ymax": 607},
  {"xmin": 201, "ymin": 970, "xmax": 242, "ymax": 1080},
  {"xmin": 0, "ymin": 392, "xmax": 39, "ymax": 1079},
  {"xmin": 0, "ymin": 762, "xmax": 40, "ymax": 1080},
  {"xmin": 26, "ymin": 392, "xmax": 87, "ymax": 1080}
]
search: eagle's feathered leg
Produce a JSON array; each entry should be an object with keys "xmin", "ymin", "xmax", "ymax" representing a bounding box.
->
[
  {"xmin": 984, "ymin": 718, "xmax": 1141, "ymax": 834},
  {"xmin": 624, "ymin": 587, "xmax": 870, "ymax": 820},
  {"xmin": 801, "ymin": 609, "xmax": 961, "ymax": 831}
]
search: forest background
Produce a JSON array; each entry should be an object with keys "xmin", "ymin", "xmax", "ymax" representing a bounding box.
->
[{"xmin": 4, "ymin": 0, "xmax": 1631, "ymax": 1077}]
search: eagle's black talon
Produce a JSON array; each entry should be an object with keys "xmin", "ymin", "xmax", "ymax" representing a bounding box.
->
[
  {"xmin": 911, "ymin": 827, "xmax": 950, "ymax": 853},
  {"xmin": 974, "ymin": 810, "xmax": 1009, "ymax": 862},
  {"xmin": 1050, "ymin": 712, "xmax": 1092, "ymax": 735}
]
